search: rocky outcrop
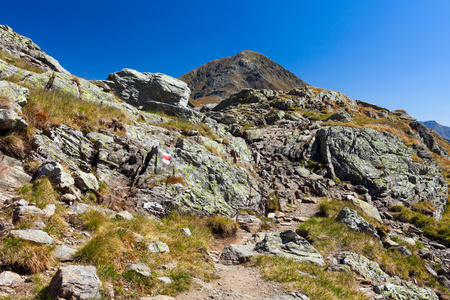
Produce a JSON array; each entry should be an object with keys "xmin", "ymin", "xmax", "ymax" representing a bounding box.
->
[
  {"xmin": 336, "ymin": 251, "xmax": 438, "ymax": 300},
  {"xmin": 0, "ymin": 81, "xmax": 29, "ymax": 130},
  {"xmin": 105, "ymin": 69, "xmax": 190, "ymax": 108},
  {"xmin": 410, "ymin": 121, "xmax": 449, "ymax": 157},
  {"xmin": 48, "ymin": 265, "xmax": 101, "ymax": 300},
  {"xmin": 0, "ymin": 25, "xmax": 70, "ymax": 74},
  {"xmin": 316, "ymin": 126, "xmax": 448, "ymax": 219},
  {"xmin": 180, "ymin": 50, "xmax": 308, "ymax": 104},
  {"xmin": 255, "ymin": 230, "xmax": 325, "ymax": 266}
]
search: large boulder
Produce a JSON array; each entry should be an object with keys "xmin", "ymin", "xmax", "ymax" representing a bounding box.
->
[
  {"xmin": 255, "ymin": 230, "xmax": 325, "ymax": 266},
  {"xmin": 316, "ymin": 126, "xmax": 448, "ymax": 219},
  {"xmin": 0, "ymin": 24, "xmax": 70, "ymax": 74},
  {"xmin": 105, "ymin": 69, "xmax": 190, "ymax": 108},
  {"xmin": 48, "ymin": 265, "xmax": 101, "ymax": 300}
]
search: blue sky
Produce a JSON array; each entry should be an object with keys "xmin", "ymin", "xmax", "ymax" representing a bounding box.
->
[{"xmin": 2, "ymin": 1, "xmax": 449, "ymax": 125}]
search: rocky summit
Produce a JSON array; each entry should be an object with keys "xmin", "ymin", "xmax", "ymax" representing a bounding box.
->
[
  {"xmin": 0, "ymin": 24, "xmax": 450, "ymax": 300},
  {"xmin": 179, "ymin": 50, "xmax": 308, "ymax": 105}
]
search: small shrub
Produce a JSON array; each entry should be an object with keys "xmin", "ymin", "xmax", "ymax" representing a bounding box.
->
[{"xmin": 205, "ymin": 215, "xmax": 238, "ymax": 238}]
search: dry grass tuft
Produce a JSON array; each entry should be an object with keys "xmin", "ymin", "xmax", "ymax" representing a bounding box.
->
[
  {"xmin": 19, "ymin": 178, "xmax": 58, "ymax": 209},
  {"xmin": 0, "ymin": 236, "xmax": 53, "ymax": 273},
  {"xmin": 23, "ymin": 87, "xmax": 130, "ymax": 133},
  {"xmin": 205, "ymin": 215, "xmax": 238, "ymax": 238},
  {"xmin": 0, "ymin": 50, "xmax": 45, "ymax": 73}
]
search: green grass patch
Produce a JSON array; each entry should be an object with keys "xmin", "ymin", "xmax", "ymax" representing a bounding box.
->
[
  {"xmin": 252, "ymin": 255, "xmax": 369, "ymax": 300},
  {"xmin": 297, "ymin": 199, "xmax": 446, "ymax": 290},
  {"xmin": 19, "ymin": 178, "xmax": 58, "ymax": 209},
  {"xmin": 23, "ymin": 87, "xmax": 130, "ymax": 133},
  {"xmin": 75, "ymin": 211, "xmax": 217, "ymax": 298},
  {"xmin": 0, "ymin": 50, "xmax": 45, "ymax": 73}
]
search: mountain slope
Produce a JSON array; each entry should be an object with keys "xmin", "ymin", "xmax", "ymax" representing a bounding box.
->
[
  {"xmin": 422, "ymin": 120, "xmax": 450, "ymax": 141},
  {"xmin": 179, "ymin": 50, "xmax": 308, "ymax": 105}
]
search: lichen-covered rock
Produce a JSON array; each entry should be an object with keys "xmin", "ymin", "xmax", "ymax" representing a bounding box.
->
[
  {"xmin": 337, "ymin": 251, "xmax": 395, "ymax": 284},
  {"xmin": 0, "ymin": 24, "xmax": 70, "ymax": 74},
  {"xmin": 373, "ymin": 282, "xmax": 438, "ymax": 300},
  {"xmin": 148, "ymin": 241, "xmax": 170, "ymax": 253},
  {"xmin": 105, "ymin": 68, "xmax": 190, "ymax": 107},
  {"xmin": 0, "ymin": 271, "xmax": 23, "ymax": 295},
  {"xmin": 337, "ymin": 251, "xmax": 438, "ymax": 300},
  {"xmin": 74, "ymin": 171, "xmax": 99, "ymax": 191},
  {"xmin": 255, "ymin": 230, "xmax": 325, "ymax": 266},
  {"xmin": 335, "ymin": 207, "xmax": 380, "ymax": 239},
  {"xmin": 48, "ymin": 265, "xmax": 101, "ymax": 300},
  {"xmin": 316, "ymin": 126, "xmax": 448, "ymax": 219},
  {"xmin": 410, "ymin": 121, "xmax": 449, "ymax": 157}
]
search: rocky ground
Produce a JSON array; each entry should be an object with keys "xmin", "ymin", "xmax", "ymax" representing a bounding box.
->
[{"xmin": 0, "ymin": 24, "xmax": 450, "ymax": 300}]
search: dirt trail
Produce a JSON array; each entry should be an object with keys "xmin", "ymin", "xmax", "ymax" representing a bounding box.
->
[{"xmin": 176, "ymin": 214, "xmax": 310, "ymax": 300}]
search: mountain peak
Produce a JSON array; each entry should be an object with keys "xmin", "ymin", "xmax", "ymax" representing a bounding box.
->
[{"xmin": 179, "ymin": 50, "xmax": 308, "ymax": 105}]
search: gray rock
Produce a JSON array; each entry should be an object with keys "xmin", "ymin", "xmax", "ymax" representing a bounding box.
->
[
  {"xmin": 148, "ymin": 241, "xmax": 170, "ymax": 253},
  {"xmin": 255, "ymin": 230, "xmax": 325, "ymax": 266},
  {"xmin": 220, "ymin": 244, "xmax": 260, "ymax": 265},
  {"xmin": 392, "ymin": 109, "xmax": 415, "ymax": 120},
  {"xmin": 105, "ymin": 69, "xmax": 190, "ymax": 107},
  {"xmin": 10, "ymin": 229, "xmax": 53, "ymax": 245},
  {"xmin": 410, "ymin": 121, "xmax": 449, "ymax": 157},
  {"xmin": 55, "ymin": 245, "xmax": 77, "ymax": 262},
  {"xmin": 74, "ymin": 171, "xmax": 99, "ymax": 191},
  {"xmin": 156, "ymin": 277, "xmax": 172, "ymax": 284},
  {"xmin": 116, "ymin": 210, "xmax": 133, "ymax": 220},
  {"xmin": 0, "ymin": 108, "xmax": 28, "ymax": 130},
  {"xmin": 48, "ymin": 265, "xmax": 101, "ymax": 300},
  {"xmin": 34, "ymin": 161, "xmax": 74, "ymax": 189},
  {"xmin": 43, "ymin": 204, "xmax": 56, "ymax": 217},
  {"xmin": 326, "ymin": 111, "xmax": 353, "ymax": 123},
  {"xmin": 0, "ymin": 24, "xmax": 70, "ymax": 74},
  {"xmin": 326, "ymin": 264, "xmax": 351, "ymax": 273},
  {"xmin": 236, "ymin": 214, "xmax": 262, "ymax": 234},
  {"xmin": 0, "ymin": 270, "xmax": 22, "ymax": 289},
  {"xmin": 373, "ymin": 283, "xmax": 438, "ymax": 300},
  {"xmin": 12, "ymin": 205, "xmax": 45, "ymax": 223},
  {"xmin": 337, "ymin": 251, "xmax": 393, "ymax": 284},
  {"xmin": 126, "ymin": 262, "xmax": 151, "ymax": 277},
  {"xmin": 393, "ymin": 245, "xmax": 412, "ymax": 257},
  {"xmin": 347, "ymin": 196, "xmax": 382, "ymax": 223},
  {"xmin": 262, "ymin": 292, "xmax": 310, "ymax": 300},
  {"xmin": 179, "ymin": 227, "xmax": 192, "ymax": 236},
  {"xmin": 335, "ymin": 207, "xmax": 380, "ymax": 239}
]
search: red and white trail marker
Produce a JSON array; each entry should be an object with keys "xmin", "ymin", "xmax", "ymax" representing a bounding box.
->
[{"xmin": 162, "ymin": 152, "xmax": 171, "ymax": 165}]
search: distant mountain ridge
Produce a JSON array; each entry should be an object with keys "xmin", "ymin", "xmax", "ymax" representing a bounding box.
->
[
  {"xmin": 422, "ymin": 120, "xmax": 450, "ymax": 141},
  {"xmin": 179, "ymin": 50, "xmax": 308, "ymax": 105}
]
